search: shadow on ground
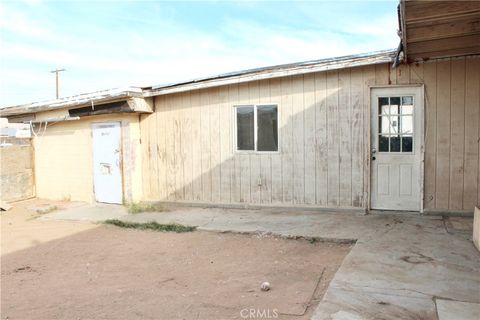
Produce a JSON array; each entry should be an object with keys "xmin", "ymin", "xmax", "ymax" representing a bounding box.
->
[{"xmin": 1, "ymin": 223, "xmax": 351, "ymax": 320}]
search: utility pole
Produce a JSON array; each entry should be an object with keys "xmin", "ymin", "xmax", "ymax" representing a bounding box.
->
[{"xmin": 50, "ymin": 68, "xmax": 65, "ymax": 99}]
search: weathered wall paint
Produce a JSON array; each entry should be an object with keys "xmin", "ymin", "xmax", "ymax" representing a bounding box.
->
[
  {"xmin": 141, "ymin": 56, "xmax": 480, "ymax": 212},
  {"xmin": 33, "ymin": 113, "xmax": 143, "ymax": 203},
  {"xmin": 0, "ymin": 139, "xmax": 35, "ymax": 202}
]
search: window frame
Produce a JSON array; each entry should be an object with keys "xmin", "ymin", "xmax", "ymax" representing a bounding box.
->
[
  {"xmin": 377, "ymin": 95, "xmax": 415, "ymax": 154},
  {"xmin": 233, "ymin": 103, "xmax": 280, "ymax": 154}
]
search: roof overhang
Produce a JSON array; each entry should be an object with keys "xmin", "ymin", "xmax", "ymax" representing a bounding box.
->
[
  {"xmin": 0, "ymin": 87, "xmax": 149, "ymax": 117},
  {"xmin": 398, "ymin": 0, "xmax": 480, "ymax": 63},
  {"xmin": 143, "ymin": 49, "xmax": 396, "ymax": 97}
]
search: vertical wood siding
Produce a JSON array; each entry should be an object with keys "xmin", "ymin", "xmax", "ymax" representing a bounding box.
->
[
  {"xmin": 420, "ymin": 56, "xmax": 479, "ymax": 211},
  {"xmin": 141, "ymin": 56, "xmax": 480, "ymax": 211}
]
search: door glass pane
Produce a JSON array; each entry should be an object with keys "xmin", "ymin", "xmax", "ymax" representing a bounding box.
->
[
  {"xmin": 236, "ymin": 106, "xmax": 254, "ymax": 150},
  {"xmin": 379, "ymin": 135, "xmax": 389, "ymax": 152},
  {"xmin": 377, "ymin": 95, "xmax": 415, "ymax": 153},
  {"xmin": 402, "ymin": 135, "xmax": 413, "ymax": 152},
  {"xmin": 379, "ymin": 116, "xmax": 390, "ymax": 134},
  {"xmin": 401, "ymin": 105, "xmax": 413, "ymax": 115},
  {"xmin": 257, "ymin": 105, "xmax": 278, "ymax": 151},
  {"xmin": 389, "ymin": 97, "xmax": 400, "ymax": 114},
  {"xmin": 379, "ymin": 97, "xmax": 389, "ymax": 115},
  {"xmin": 400, "ymin": 115, "xmax": 413, "ymax": 134},
  {"xmin": 390, "ymin": 136, "xmax": 400, "ymax": 152},
  {"xmin": 402, "ymin": 96, "xmax": 413, "ymax": 106},
  {"xmin": 401, "ymin": 96, "xmax": 413, "ymax": 115},
  {"xmin": 390, "ymin": 116, "xmax": 400, "ymax": 134}
]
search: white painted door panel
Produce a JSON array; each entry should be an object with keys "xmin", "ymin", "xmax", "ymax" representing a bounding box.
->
[
  {"xmin": 371, "ymin": 87, "xmax": 423, "ymax": 211},
  {"xmin": 92, "ymin": 122, "xmax": 123, "ymax": 204}
]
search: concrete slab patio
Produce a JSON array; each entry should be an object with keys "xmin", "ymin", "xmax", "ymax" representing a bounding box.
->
[{"xmin": 43, "ymin": 204, "xmax": 480, "ymax": 320}]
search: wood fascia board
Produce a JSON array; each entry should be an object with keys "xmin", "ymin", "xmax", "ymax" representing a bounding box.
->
[
  {"xmin": 0, "ymin": 95, "xmax": 139, "ymax": 117},
  {"xmin": 404, "ymin": 1, "xmax": 480, "ymax": 23},
  {"xmin": 407, "ymin": 34, "xmax": 480, "ymax": 54},
  {"xmin": 408, "ymin": 31, "xmax": 480, "ymax": 45},
  {"xmin": 406, "ymin": 15, "xmax": 480, "ymax": 43},
  {"xmin": 406, "ymin": 11, "xmax": 480, "ymax": 27},
  {"xmin": 409, "ymin": 48, "xmax": 480, "ymax": 61},
  {"xmin": 400, "ymin": 0, "xmax": 408, "ymax": 60},
  {"xmin": 406, "ymin": 9, "xmax": 480, "ymax": 24},
  {"xmin": 127, "ymin": 97, "xmax": 154, "ymax": 113}
]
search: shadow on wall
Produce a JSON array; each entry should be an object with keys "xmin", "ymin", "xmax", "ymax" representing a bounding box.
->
[
  {"xmin": 140, "ymin": 66, "xmax": 375, "ymax": 209},
  {"xmin": 141, "ymin": 58, "xmax": 480, "ymax": 212}
]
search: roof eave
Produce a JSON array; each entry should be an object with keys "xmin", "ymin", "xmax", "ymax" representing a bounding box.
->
[
  {"xmin": 143, "ymin": 49, "xmax": 396, "ymax": 97},
  {"xmin": 0, "ymin": 89, "xmax": 143, "ymax": 117}
]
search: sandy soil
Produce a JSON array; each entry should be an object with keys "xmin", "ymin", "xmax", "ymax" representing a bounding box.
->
[
  {"xmin": 1, "ymin": 200, "xmax": 351, "ymax": 320},
  {"xmin": 1, "ymin": 199, "xmax": 97, "ymax": 256}
]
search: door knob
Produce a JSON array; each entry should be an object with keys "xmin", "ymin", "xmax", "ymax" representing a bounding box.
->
[{"xmin": 371, "ymin": 148, "xmax": 376, "ymax": 161}]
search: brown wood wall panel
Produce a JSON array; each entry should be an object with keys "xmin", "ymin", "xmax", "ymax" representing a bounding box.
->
[
  {"xmin": 423, "ymin": 61, "xmax": 437, "ymax": 209},
  {"xmin": 464, "ymin": 58, "xmax": 480, "ymax": 209},
  {"xmin": 449, "ymin": 58, "xmax": 466, "ymax": 210},
  {"xmin": 404, "ymin": 1, "xmax": 480, "ymax": 22},
  {"xmin": 140, "ymin": 57, "xmax": 480, "ymax": 211},
  {"xmin": 435, "ymin": 59, "xmax": 452, "ymax": 209},
  {"xmin": 421, "ymin": 56, "xmax": 480, "ymax": 211}
]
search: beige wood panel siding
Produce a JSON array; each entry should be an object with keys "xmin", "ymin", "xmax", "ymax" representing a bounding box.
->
[
  {"xmin": 144, "ymin": 67, "xmax": 374, "ymax": 209},
  {"xmin": 411, "ymin": 56, "xmax": 480, "ymax": 212},
  {"xmin": 371, "ymin": 55, "xmax": 480, "ymax": 212},
  {"xmin": 465, "ymin": 58, "xmax": 480, "ymax": 210},
  {"xmin": 142, "ymin": 57, "xmax": 480, "ymax": 211}
]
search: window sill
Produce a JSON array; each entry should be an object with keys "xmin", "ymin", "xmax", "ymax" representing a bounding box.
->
[{"xmin": 234, "ymin": 150, "xmax": 280, "ymax": 155}]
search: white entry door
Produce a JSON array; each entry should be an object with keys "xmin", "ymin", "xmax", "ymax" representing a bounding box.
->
[
  {"xmin": 370, "ymin": 86, "xmax": 423, "ymax": 211},
  {"xmin": 92, "ymin": 122, "xmax": 123, "ymax": 204}
]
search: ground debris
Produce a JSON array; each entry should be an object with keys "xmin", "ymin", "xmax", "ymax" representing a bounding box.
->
[
  {"xmin": 261, "ymin": 281, "xmax": 271, "ymax": 291},
  {"xmin": 14, "ymin": 266, "xmax": 34, "ymax": 273}
]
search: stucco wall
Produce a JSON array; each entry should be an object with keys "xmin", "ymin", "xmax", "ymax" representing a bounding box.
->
[
  {"xmin": 33, "ymin": 113, "xmax": 143, "ymax": 203},
  {"xmin": 0, "ymin": 139, "xmax": 35, "ymax": 202}
]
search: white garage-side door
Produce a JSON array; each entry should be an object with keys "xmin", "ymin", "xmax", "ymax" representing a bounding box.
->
[
  {"xmin": 92, "ymin": 122, "xmax": 123, "ymax": 204},
  {"xmin": 370, "ymin": 86, "xmax": 423, "ymax": 211}
]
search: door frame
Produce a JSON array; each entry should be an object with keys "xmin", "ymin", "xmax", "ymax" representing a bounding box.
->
[
  {"xmin": 91, "ymin": 121, "xmax": 125, "ymax": 204},
  {"xmin": 367, "ymin": 84, "xmax": 425, "ymax": 213}
]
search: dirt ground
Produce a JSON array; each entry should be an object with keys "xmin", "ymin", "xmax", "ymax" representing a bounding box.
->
[
  {"xmin": 1, "ymin": 199, "xmax": 97, "ymax": 255},
  {"xmin": 1, "ymin": 200, "xmax": 351, "ymax": 320}
]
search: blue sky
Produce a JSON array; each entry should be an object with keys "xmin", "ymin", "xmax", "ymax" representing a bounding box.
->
[{"xmin": 0, "ymin": 0, "xmax": 399, "ymax": 107}]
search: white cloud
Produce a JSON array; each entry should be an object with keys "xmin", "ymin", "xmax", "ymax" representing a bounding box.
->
[
  {"xmin": 0, "ymin": 2, "xmax": 399, "ymax": 107},
  {"xmin": 0, "ymin": 3, "xmax": 53, "ymax": 39}
]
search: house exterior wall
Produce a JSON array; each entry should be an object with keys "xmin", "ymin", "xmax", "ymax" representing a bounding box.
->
[
  {"xmin": 141, "ymin": 64, "xmax": 375, "ymax": 209},
  {"xmin": 140, "ymin": 55, "xmax": 480, "ymax": 212},
  {"xmin": 420, "ymin": 56, "xmax": 480, "ymax": 213},
  {"xmin": 0, "ymin": 138, "xmax": 35, "ymax": 202},
  {"xmin": 33, "ymin": 112, "xmax": 143, "ymax": 203}
]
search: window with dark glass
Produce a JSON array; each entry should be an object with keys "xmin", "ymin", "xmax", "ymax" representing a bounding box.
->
[
  {"xmin": 235, "ymin": 104, "xmax": 278, "ymax": 152},
  {"xmin": 236, "ymin": 106, "xmax": 254, "ymax": 151}
]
